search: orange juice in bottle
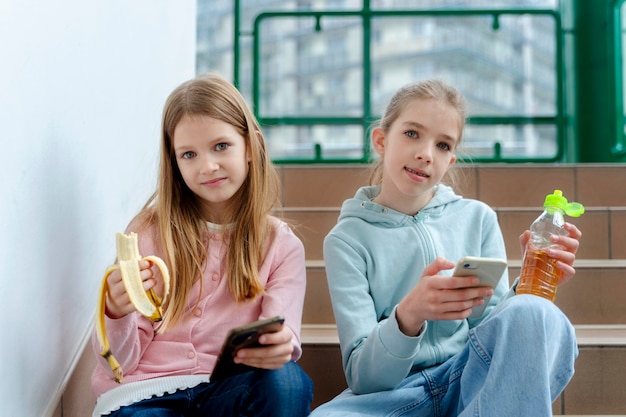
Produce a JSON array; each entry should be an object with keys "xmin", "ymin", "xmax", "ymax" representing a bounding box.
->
[
  {"xmin": 516, "ymin": 190, "xmax": 584, "ymax": 301},
  {"xmin": 518, "ymin": 245, "xmax": 565, "ymax": 302}
]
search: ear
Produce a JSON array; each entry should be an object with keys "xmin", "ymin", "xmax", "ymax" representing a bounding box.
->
[{"xmin": 372, "ymin": 127, "xmax": 386, "ymax": 156}]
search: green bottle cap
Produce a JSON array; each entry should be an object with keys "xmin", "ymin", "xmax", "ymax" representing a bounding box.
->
[{"xmin": 544, "ymin": 190, "xmax": 585, "ymax": 217}]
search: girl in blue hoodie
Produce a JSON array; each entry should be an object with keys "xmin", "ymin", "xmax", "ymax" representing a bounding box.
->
[{"xmin": 310, "ymin": 79, "xmax": 582, "ymax": 417}]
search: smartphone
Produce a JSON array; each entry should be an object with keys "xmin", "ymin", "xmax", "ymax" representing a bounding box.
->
[
  {"xmin": 210, "ymin": 315, "xmax": 285, "ymax": 383},
  {"xmin": 453, "ymin": 256, "xmax": 508, "ymax": 319}
]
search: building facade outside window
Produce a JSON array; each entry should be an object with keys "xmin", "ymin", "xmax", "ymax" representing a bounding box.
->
[{"xmin": 197, "ymin": 0, "xmax": 560, "ymax": 162}]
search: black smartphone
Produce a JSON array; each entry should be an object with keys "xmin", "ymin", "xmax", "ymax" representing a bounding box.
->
[{"xmin": 210, "ymin": 315, "xmax": 285, "ymax": 382}]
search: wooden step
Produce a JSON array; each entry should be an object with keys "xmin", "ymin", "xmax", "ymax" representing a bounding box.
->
[
  {"xmin": 302, "ymin": 324, "xmax": 626, "ymax": 347},
  {"xmin": 283, "ymin": 206, "xmax": 626, "ymax": 261},
  {"xmin": 495, "ymin": 206, "xmax": 626, "ymax": 260},
  {"xmin": 303, "ymin": 259, "xmax": 626, "ymax": 325},
  {"xmin": 279, "ymin": 164, "xmax": 626, "ymax": 208}
]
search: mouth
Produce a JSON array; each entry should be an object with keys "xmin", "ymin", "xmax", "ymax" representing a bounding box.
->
[
  {"xmin": 405, "ymin": 167, "xmax": 430, "ymax": 178},
  {"xmin": 202, "ymin": 177, "xmax": 227, "ymax": 186}
]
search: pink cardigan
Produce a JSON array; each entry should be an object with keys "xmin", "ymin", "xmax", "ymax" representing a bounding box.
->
[{"xmin": 91, "ymin": 217, "xmax": 306, "ymax": 400}]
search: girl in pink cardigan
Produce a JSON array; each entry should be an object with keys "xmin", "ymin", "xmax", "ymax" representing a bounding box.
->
[{"xmin": 91, "ymin": 73, "xmax": 312, "ymax": 417}]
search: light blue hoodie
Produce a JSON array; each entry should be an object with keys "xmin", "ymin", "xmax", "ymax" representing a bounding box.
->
[{"xmin": 323, "ymin": 184, "xmax": 513, "ymax": 394}]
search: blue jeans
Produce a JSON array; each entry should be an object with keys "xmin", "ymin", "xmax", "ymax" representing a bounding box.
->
[
  {"xmin": 109, "ymin": 361, "xmax": 312, "ymax": 417},
  {"xmin": 311, "ymin": 295, "xmax": 578, "ymax": 417}
]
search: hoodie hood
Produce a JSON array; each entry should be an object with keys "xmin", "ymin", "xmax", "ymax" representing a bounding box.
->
[{"xmin": 337, "ymin": 184, "xmax": 462, "ymax": 226}]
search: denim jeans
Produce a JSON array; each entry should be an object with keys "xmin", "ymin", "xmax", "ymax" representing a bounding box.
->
[
  {"xmin": 311, "ymin": 295, "xmax": 578, "ymax": 417},
  {"xmin": 108, "ymin": 361, "xmax": 313, "ymax": 417}
]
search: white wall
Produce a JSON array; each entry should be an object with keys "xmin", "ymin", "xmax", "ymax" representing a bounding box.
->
[{"xmin": 0, "ymin": 1, "xmax": 196, "ymax": 416}]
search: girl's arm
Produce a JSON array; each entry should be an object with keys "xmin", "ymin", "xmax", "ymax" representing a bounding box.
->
[
  {"xmin": 91, "ymin": 311, "xmax": 156, "ymax": 378},
  {"xmin": 234, "ymin": 220, "xmax": 307, "ymax": 368},
  {"xmin": 324, "ymin": 233, "xmax": 421, "ymax": 394},
  {"xmin": 91, "ymin": 227, "xmax": 162, "ymax": 379}
]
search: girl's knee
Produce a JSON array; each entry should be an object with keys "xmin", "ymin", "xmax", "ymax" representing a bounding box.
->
[
  {"xmin": 251, "ymin": 361, "xmax": 313, "ymax": 415},
  {"xmin": 497, "ymin": 294, "xmax": 572, "ymax": 329},
  {"xmin": 272, "ymin": 361, "xmax": 313, "ymax": 395},
  {"xmin": 476, "ymin": 294, "xmax": 576, "ymax": 350}
]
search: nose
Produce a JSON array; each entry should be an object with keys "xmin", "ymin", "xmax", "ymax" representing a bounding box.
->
[
  {"xmin": 200, "ymin": 155, "xmax": 220, "ymax": 174},
  {"xmin": 414, "ymin": 144, "xmax": 432, "ymax": 164}
]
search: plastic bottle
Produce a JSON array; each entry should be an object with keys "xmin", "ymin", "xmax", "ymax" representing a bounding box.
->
[{"xmin": 516, "ymin": 190, "xmax": 584, "ymax": 301}]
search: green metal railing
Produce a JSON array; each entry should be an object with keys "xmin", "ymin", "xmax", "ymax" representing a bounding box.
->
[
  {"xmin": 234, "ymin": 1, "xmax": 565, "ymax": 164},
  {"xmin": 614, "ymin": 0, "xmax": 626, "ymax": 156}
]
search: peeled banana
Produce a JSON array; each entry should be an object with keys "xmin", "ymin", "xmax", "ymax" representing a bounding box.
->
[{"xmin": 95, "ymin": 232, "xmax": 170, "ymax": 383}]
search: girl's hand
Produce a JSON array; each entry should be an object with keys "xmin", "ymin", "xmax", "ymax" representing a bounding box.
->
[
  {"xmin": 519, "ymin": 222, "xmax": 582, "ymax": 285},
  {"xmin": 105, "ymin": 260, "xmax": 157, "ymax": 319},
  {"xmin": 396, "ymin": 257, "xmax": 495, "ymax": 336},
  {"xmin": 234, "ymin": 325, "xmax": 294, "ymax": 369}
]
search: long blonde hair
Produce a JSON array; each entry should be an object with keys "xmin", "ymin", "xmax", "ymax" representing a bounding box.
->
[
  {"xmin": 138, "ymin": 72, "xmax": 280, "ymax": 331},
  {"xmin": 369, "ymin": 79, "xmax": 467, "ymax": 186}
]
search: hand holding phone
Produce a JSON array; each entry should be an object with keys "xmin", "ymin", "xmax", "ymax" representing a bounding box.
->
[
  {"xmin": 453, "ymin": 256, "xmax": 507, "ymax": 318},
  {"xmin": 210, "ymin": 315, "xmax": 285, "ymax": 382}
]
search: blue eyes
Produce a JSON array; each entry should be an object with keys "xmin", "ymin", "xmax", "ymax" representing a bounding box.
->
[
  {"xmin": 405, "ymin": 130, "xmax": 418, "ymax": 139},
  {"xmin": 404, "ymin": 130, "xmax": 452, "ymax": 151},
  {"xmin": 179, "ymin": 143, "xmax": 230, "ymax": 159}
]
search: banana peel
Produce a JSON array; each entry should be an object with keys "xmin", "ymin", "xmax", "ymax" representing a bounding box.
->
[{"xmin": 95, "ymin": 232, "xmax": 170, "ymax": 383}]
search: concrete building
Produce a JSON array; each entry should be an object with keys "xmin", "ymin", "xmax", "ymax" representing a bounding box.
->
[{"xmin": 197, "ymin": 0, "xmax": 559, "ymax": 161}]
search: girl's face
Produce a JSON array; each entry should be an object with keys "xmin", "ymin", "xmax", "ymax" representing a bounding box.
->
[
  {"xmin": 372, "ymin": 98, "xmax": 460, "ymax": 215},
  {"xmin": 173, "ymin": 115, "xmax": 250, "ymax": 223}
]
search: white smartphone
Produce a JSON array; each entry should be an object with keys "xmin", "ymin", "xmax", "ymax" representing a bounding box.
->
[{"xmin": 453, "ymin": 256, "xmax": 508, "ymax": 318}]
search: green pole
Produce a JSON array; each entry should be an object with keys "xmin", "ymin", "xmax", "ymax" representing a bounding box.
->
[
  {"xmin": 362, "ymin": 0, "xmax": 372, "ymax": 161},
  {"xmin": 233, "ymin": 0, "xmax": 241, "ymax": 88},
  {"xmin": 613, "ymin": 0, "xmax": 626, "ymax": 157},
  {"xmin": 572, "ymin": 0, "xmax": 618, "ymax": 162}
]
